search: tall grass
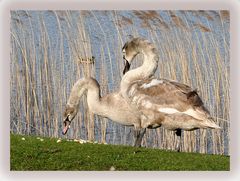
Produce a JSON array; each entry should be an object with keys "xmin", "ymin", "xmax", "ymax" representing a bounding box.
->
[{"xmin": 10, "ymin": 10, "xmax": 230, "ymax": 155}]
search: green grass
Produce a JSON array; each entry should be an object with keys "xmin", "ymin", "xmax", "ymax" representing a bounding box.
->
[{"xmin": 10, "ymin": 134, "xmax": 230, "ymax": 171}]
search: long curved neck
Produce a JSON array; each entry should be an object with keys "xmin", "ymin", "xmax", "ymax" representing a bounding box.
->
[
  {"xmin": 121, "ymin": 48, "xmax": 158, "ymax": 99},
  {"xmin": 67, "ymin": 77, "xmax": 116, "ymax": 118},
  {"xmin": 67, "ymin": 78, "xmax": 101, "ymax": 113}
]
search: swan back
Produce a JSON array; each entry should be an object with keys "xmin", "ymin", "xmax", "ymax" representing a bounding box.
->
[{"xmin": 128, "ymin": 77, "xmax": 220, "ymax": 129}]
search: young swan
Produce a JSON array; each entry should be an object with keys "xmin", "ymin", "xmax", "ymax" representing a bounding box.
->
[
  {"xmin": 62, "ymin": 77, "xmax": 147, "ymax": 147},
  {"xmin": 121, "ymin": 37, "xmax": 220, "ymax": 151}
]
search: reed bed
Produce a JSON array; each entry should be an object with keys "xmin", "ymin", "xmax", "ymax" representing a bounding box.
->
[{"xmin": 10, "ymin": 10, "xmax": 230, "ymax": 155}]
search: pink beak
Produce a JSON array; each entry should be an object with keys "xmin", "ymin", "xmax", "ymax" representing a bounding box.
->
[{"xmin": 62, "ymin": 120, "xmax": 71, "ymax": 135}]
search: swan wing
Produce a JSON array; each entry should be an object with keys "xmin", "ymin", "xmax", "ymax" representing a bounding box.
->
[{"xmin": 128, "ymin": 78, "xmax": 204, "ymax": 112}]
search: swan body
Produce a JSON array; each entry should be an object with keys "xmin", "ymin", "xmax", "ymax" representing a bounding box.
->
[
  {"xmin": 120, "ymin": 37, "xmax": 220, "ymax": 145},
  {"xmin": 62, "ymin": 77, "xmax": 147, "ymax": 146},
  {"xmin": 125, "ymin": 77, "xmax": 220, "ymax": 130}
]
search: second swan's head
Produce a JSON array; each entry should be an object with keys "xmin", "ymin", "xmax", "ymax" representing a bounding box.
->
[
  {"xmin": 122, "ymin": 37, "xmax": 157, "ymax": 74},
  {"xmin": 62, "ymin": 105, "xmax": 78, "ymax": 135},
  {"xmin": 122, "ymin": 38, "xmax": 140, "ymax": 74}
]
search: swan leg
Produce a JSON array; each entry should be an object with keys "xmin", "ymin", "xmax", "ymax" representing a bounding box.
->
[
  {"xmin": 175, "ymin": 129, "xmax": 182, "ymax": 152},
  {"xmin": 134, "ymin": 128, "xmax": 146, "ymax": 147}
]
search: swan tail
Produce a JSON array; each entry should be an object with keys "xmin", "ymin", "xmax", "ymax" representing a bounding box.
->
[
  {"xmin": 201, "ymin": 118, "xmax": 221, "ymax": 129},
  {"xmin": 183, "ymin": 107, "xmax": 221, "ymax": 129}
]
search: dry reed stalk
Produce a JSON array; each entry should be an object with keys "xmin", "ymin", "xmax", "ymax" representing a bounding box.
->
[
  {"xmin": 193, "ymin": 23, "xmax": 211, "ymax": 32},
  {"xmin": 219, "ymin": 10, "xmax": 229, "ymax": 20},
  {"xmin": 24, "ymin": 11, "xmax": 37, "ymax": 135},
  {"xmin": 90, "ymin": 11, "xmax": 114, "ymax": 82},
  {"xmin": 44, "ymin": 16, "xmax": 55, "ymax": 137},
  {"xmin": 169, "ymin": 11, "xmax": 187, "ymax": 30},
  {"xmin": 11, "ymin": 39, "xmax": 22, "ymax": 134},
  {"xmin": 11, "ymin": 30, "xmax": 29, "ymax": 135},
  {"xmin": 54, "ymin": 11, "xmax": 67, "ymax": 138}
]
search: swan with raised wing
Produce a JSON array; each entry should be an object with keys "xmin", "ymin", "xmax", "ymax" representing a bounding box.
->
[
  {"xmin": 121, "ymin": 37, "xmax": 220, "ymax": 150},
  {"xmin": 62, "ymin": 77, "xmax": 146, "ymax": 147}
]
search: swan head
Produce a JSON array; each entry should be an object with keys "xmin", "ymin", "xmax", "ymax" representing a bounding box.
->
[
  {"xmin": 62, "ymin": 105, "xmax": 78, "ymax": 135},
  {"xmin": 122, "ymin": 38, "xmax": 140, "ymax": 74}
]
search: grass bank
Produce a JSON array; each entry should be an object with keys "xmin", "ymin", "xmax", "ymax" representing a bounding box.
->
[{"xmin": 10, "ymin": 134, "xmax": 229, "ymax": 171}]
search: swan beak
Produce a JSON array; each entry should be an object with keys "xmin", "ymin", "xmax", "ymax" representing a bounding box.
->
[
  {"xmin": 62, "ymin": 118, "xmax": 71, "ymax": 135},
  {"xmin": 123, "ymin": 59, "xmax": 131, "ymax": 75}
]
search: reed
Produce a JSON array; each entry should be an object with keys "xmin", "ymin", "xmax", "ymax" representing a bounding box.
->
[{"xmin": 10, "ymin": 10, "xmax": 230, "ymax": 155}]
